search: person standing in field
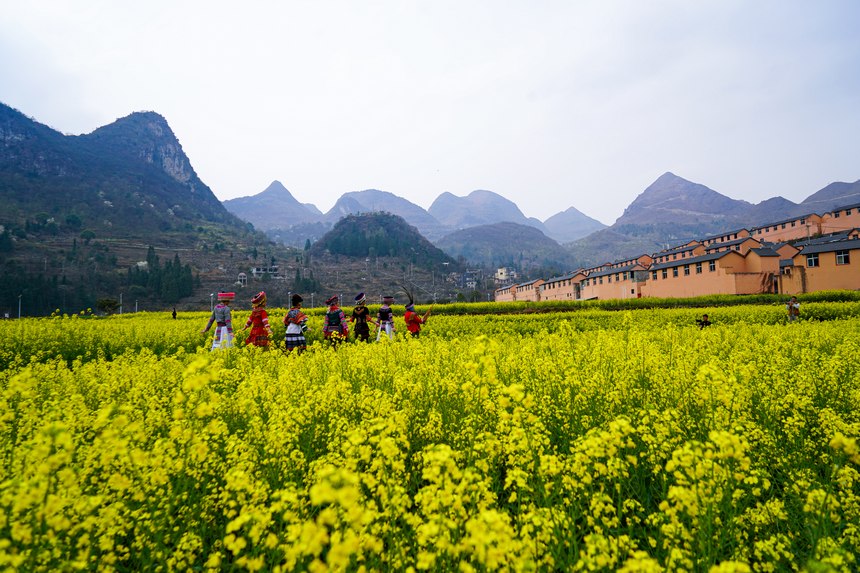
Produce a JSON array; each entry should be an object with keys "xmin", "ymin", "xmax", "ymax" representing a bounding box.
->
[
  {"xmin": 350, "ymin": 292, "xmax": 376, "ymax": 343},
  {"xmin": 242, "ymin": 290, "xmax": 272, "ymax": 348},
  {"xmin": 402, "ymin": 288, "xmax": 430, "ymax": 338},
  {"xmin": 201, "ymin": 292, "xmax": 235, "ymax": 350},
  {"xmin": 377, "ymin": 295, "xmax": 396, "ymax": 341},
  {"xmin": 323, "ymin": 295, "xmax": 348, "ymax": 346},
  {"xmin": 787, "ymin": 296, "xmax": 800, "ymax": 322},
  {"xmin": 283, "ymin": 294, "xmax": 309, "ymax": 353},
  {"xmin": 696, "ymin": 314, "xmax": 711, "ymax": 329}
]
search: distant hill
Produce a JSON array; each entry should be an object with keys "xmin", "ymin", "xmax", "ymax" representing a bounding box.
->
[
  {"xmin": 223, "ymin": 180, "xmax": 320, "ymax": 230},
  {"xmin": 324, "ymin": 189, "xmax": 449, "ymax": 240},
  {"xmin": 565, "ymin": 172, "xmax": 860, "ymax": 267},
  {"xmin": 311, "ymin": 212, "xmax": 456, "ymax": 269},
  {"xmin": 0, "ymin": 101, "xmax": 287, "ymax": 315},
  {"xmin": 743, "ymin": 196, "xmax": 800, "ymax": 226},
  {"xmin": 543, "ymin": 207, "xmax": 607, "ymax": 243},
  {"xmin": 429, "ymin": 190, "xmax": 548, "ymax": 233},
  {"xmin": 801, "ymin": 180, "xmax": 860, "ymax": 211},
  {"xmin": 0, "ymin": 103, "xmax": 245, "ymax": 235},
  {"xmin": 436, "ymin": 222, "xmax": 574, "ymax": 272},
  {"xmin": 615, "ymin": 172, "xmax": 751, "ymax": 226}
]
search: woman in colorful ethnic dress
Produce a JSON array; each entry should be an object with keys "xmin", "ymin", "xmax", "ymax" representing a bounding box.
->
[
  {"xmin": 283, "ymin": 294, "xmax": 309, "ymax": 353},
  {"xmin": 201, "ymin": 291, "xmax": 235, "ymax": 350},
  {"xmin": 323, "ymin": 295, "xmax": 349, "ymax": 347},
  {"xmin": 376, "ymin": 295, "xmax": 396, "ymax": 341},
  {"xmin": 350, "ymin": 292, "xmax": 376, "ymax": 343},
  {"xmin": 243, "ymin": 290, "xmax": 272, "ymax": 348}
]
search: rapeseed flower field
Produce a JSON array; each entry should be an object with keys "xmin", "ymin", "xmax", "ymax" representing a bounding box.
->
[{"xmin": 1, "ymin": 303, "xmax": 858, "ymax": 571}]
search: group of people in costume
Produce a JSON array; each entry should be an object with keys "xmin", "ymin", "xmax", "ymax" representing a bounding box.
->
[{"xmin": 201, "ymin": 288, "xmax": 429, "ymax": 352}]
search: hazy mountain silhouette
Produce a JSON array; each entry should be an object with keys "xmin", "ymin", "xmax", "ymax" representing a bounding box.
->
[{"xmin": 223, "ymin": 180, "xmax": 320, "ymax": 230}]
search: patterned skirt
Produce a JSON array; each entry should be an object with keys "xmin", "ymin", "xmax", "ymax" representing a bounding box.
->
[{"xmin": 284, "ymin": 333, "xmax": 306, "ymax": 350}]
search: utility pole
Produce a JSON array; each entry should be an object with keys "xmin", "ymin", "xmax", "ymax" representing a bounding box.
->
[
  {"xmin": 18, "ymin": 294, "xmax": 22, "ymax": 319},
  {"xmin": 120, "ymin": 293, "xmax": 123, "ymax": 315}
]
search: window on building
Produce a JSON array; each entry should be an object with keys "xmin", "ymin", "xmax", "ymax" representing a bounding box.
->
[
  {"xmin": 608, "ymin": 275, "xmax": 612, "ymax": 283},
  {"xmin": 599, "ymin": 277, "xmax": 603, "ymax": 284},
  {"xmin": 806, "ymin": 253, "xmax": 819, "ymax": 267},
  {"xmin": 696, "ymin": 262, "xmax": 703, "ymax": 274},
  {"xmin": 781, "ymin": 223, "xmax": 786, "ymax": 229},
  {"xmin": 709, "ymin": 260, "xmax": 716, "ymax": 272},
  {"xmin": 834, "ymin": 212, "xmax": 840, "ymax": 218},
  {"xmin": 800, "ymin": 218, "xmax": 806, "ymax": 224},
  {"xmin": 662, "ymin": 269, "xmax": 668, "ymax": 279},
  {"xmin": 684, "ymin": 265, "xmax": 690, "ymax": 276},
  {"xmin": 836, "ymin": 250, "xmax": 850, "ymax": 265},
  {"xmin": 791, "ymin": 221, "xmax": 796, "ymax": 227},
  {"xmin": 847, "ymin": 209, "xmax": 853, "ymax": 215}
]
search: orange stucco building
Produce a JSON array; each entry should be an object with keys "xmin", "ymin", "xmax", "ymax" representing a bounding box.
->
[
  {"xmin": 580, "ymin": 262, "xmax": 649, "ymax": 300},
  {"xmin": 750, "ymin": 214, "xmax": 821, "ymax": 243},
  {"xmin": 494, "ymin": 284, "xmax": 516, "ymax": 302},
  {"xmin": 515, "ymin": 279, "xmax": 544, "ymax": 302},
  {"xmin": 540, "ymin": 271, "xmax": 585, "ymax": 301},
  {"xmin": 778, "ymin": 229, "xmax": 860, "ymax": 294},
  {"xmin": 639, "ymin": 248, "xmax": 780, "ymax": 298},
  {"xmin": 820, "ymin": 203, "xmax": 860, "ymax": 235},
  {"xmin": 494, "ymin": 201, "xmax": 859, "ymax": 303}
]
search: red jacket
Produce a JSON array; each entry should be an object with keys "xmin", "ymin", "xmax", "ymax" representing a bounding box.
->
[{"xmin": 404, "ymin": 310, "xmax": 424, "ymax": 334}]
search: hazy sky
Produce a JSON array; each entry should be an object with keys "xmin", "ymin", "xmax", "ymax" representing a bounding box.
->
[{"xmin": 2, "ymin": 1, "xmax": 858, "ymax": 225}]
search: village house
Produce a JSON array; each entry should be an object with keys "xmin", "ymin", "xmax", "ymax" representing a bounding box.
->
[
  {"xmin": 750, "ymin": 214, "xmax": 821, "ymax": 243},
  {"xmin": 494, "ymin": 283, "xmax": 516, "ymax": 302},
  {"xmin": 579, "ymin": 260, "xmax": 650, "ymax": 300},
  {"xmin": 778, "ymin": 229, "xmax": 860, "ymax": 294},
  {"xmin": 820, "ymin": 203, "xmax": 860, "ymax": 235},
  {"xmin": 494, "ymin": 267, "xmax": 518, "ymax": 285},
  {"xmin": 540, "ymin": 270, "xmax": 586, "ymax": 301},
  {"xmin": 702, "ymin": 236, "xmax": 762, "ymax": 255},
  {"xmin": 514, "ymin": 279, "xmax": 544, "ymax": 302},
  {"xmin": 640, "ymin": 248, "xmax": 780, "ymax": 298},
  {"xmin": 651, "ymin": 242, "xmax": 705, "ymax": 264},
  {"xmin": 700, "ymin": 229, "xmax": 750, "ymax": 246},
  {"xmin": 493, "ymin": 201, "xmax": 860, "ymax": 303}
]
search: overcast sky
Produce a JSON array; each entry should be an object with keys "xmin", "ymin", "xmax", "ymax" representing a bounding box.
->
[{"xmin": 2, "ymin": 1, "xmax": 858, "ymax": 225}]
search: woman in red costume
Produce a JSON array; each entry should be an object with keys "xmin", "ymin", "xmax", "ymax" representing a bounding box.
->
[{"xmin": 243, "ymin": 290, "xmax": 272, "ymax": 348}]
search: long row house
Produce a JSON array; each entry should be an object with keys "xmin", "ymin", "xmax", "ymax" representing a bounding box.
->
[{"xmin": 495, "ymin": 203, "xmax": 860, "ymax": 302}]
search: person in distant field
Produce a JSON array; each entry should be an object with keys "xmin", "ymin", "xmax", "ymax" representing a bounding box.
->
[
  {"xmin": 696, "ymin": 314, "xmax": 712, "ymax": 329},
  {"xmin": 243, "ymin": 290, "xmax": 272, "ymax": 348},
  {"xmin": 323, "ymin": 295, "xmax": 348, "ymax": 346},
  {"xmin": 787, "ymin": 296, "xmax": 800, "ymax": 322},
  {"xmin": 377, "ymin": 295, "xmax": 396, "ymax": 341},
  {"xmin": 201, "ymin": 292, "xmax": 235, "ymax": 350},
  {"xmin": 351, "ymin": 292, "xmax": 376, "ymax": 343},
  {"xmin": 283, "ymin": 294, "xmax": 309, "ymax": 353},
  {"xmin": 172, "ymin": 307, "xmax": 177, "ymax": 320},
  {"xmin": 402, "ymin": 289, "xmax": 430, "ymax": 338}
]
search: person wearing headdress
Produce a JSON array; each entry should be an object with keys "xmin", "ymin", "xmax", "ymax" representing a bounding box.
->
[
  {"xmin": 377, "ymin": 295, "xmax": 396, "ymax": 341},
  {"xmin": 242, "ymin": 290, "xmax": 272, "ymax": 348},
  {"xmin": 403, "ymin": 288, "xmax": 429, "ymax": 338},
  {"xmin": 350, "ymin": 292, "xmax": 376, "ymax": 343},
  {"xmin": 323, "ymin": 295, "xmax": 348, "ymax": 346},
  {"xmin": 284, "ymin": 293, "xmax": 309, "ymax": 353},
  {"xmin": 201, "ymin": 292, "xmax": 235, "ymax": 350}
]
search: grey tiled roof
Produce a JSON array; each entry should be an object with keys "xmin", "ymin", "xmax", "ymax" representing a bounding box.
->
[{"xmin": 798, "ymin": 238, "xmax": 860, "ymax": 255}]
